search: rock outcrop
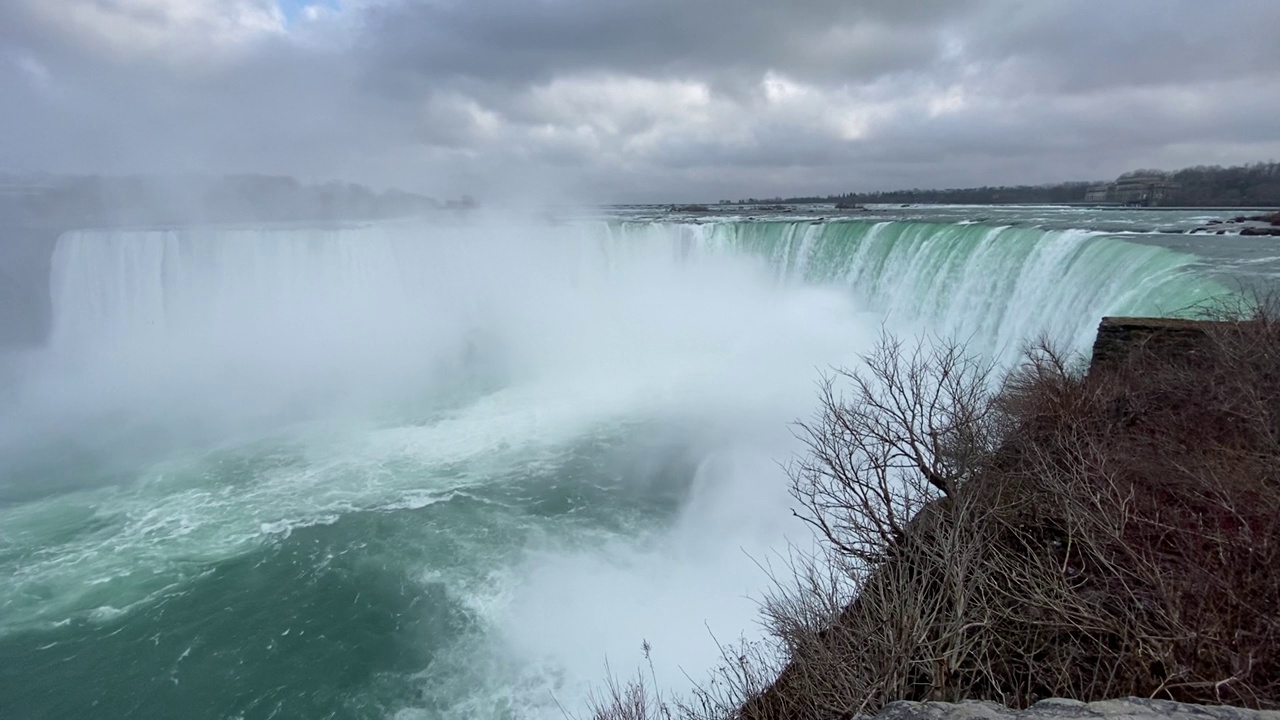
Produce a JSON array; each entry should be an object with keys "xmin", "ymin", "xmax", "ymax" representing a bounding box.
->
[
  {"xmin": 871, "ymin": 698, "xmax": 1280, "ymax": 720},
  {"xmin": 1089, "ymin": 316, "xmax": 1222, "ymax": 372},
  {"xmin": 1189, "ymin": 212, "xmax": 1280, "ymax": 234}
]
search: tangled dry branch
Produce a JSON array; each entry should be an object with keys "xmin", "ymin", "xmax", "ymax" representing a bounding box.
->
[{"xmin": 591, "ymin": 306, "xmax": 1280, "ymax": 720}]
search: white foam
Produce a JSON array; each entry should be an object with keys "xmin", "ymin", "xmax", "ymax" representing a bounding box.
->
[{"xmin": 0, "ymin": 215, "xmax": 1222, "ymax": 715}]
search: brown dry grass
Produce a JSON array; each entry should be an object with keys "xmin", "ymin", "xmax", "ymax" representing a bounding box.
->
[{"xmin": 589, "ymin": 305, "xmax": 1280, "ymax": 720}]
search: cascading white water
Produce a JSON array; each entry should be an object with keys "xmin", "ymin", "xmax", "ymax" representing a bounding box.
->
[
  {"xmin": 605, "ymin": 219, "xmax": 1218, "ymax": 356},
  {"xmin": 46, "ymin": 219, "xmax": 1215, "ymax": 373},
  {"xmin": 0, "ymin": 215, "xmax": 1227, "ymax": 719},
  {"xmin": 40, "ymin": 223, "xmax": 500, "ymax": 422}
]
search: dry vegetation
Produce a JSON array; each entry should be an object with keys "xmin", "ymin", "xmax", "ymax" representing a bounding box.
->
[{"xmin": 589, "ymin": 305, "xmax": 1280, "ymax": 720}]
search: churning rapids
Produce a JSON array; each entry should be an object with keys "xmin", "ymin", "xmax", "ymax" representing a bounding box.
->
[{"xmin": 0, "ymin": 209, "xmax": 1257, "ymax": 718}]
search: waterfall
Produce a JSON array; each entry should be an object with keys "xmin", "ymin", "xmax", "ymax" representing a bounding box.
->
[
  {"xmin": 0, "ymin": 214, "xmax": 1232, "ymax": 719},
  {"xmin": 48, "ymin": 219, "xmax": 1218, "ymax": 367}
]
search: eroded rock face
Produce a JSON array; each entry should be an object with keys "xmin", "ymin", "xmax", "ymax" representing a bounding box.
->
[{"xmin": 871, "ymin": 698, "xmax": 1280, "ymax": 720}]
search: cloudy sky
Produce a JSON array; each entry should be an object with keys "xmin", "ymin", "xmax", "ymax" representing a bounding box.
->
[{"xmin": 2, "ymin": 0, "xmax": 1279, "ymax": 202}]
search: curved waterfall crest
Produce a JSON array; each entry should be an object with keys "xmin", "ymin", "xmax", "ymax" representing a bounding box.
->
[{"xmin": 50, "ymin": 218, "xmax": 1216, "ymax": 362}]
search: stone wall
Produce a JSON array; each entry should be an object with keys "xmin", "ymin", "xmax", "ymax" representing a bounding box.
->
[
  {"xmin": 1089, "ymin": 316, "xmax": 1224, "ymax": 372},
  {"xmin": 872, "ymin": 698, "xmax": 1279, "ymax": 720}
]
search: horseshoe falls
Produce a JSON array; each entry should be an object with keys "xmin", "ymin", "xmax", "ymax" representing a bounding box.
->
[{"xmin": 0, "ymin": 213, "xmax": 1236, "ymax": 719}]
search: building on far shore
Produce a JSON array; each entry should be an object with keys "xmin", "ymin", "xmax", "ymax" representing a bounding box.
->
[
  {"xmin": 1114, "ymin": 175, "xmax": 1181, "ymax": 206},
  {"xmin": 1084, "ymin": 184, "xmax": 1112, "ymax": 202},
  {"xmin": 1084, "ymin": 175, "xmax": 1182, "ymax": 206}
]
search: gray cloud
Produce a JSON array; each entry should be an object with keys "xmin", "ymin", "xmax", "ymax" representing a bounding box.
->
[
  {"xmin": 963, "ymin": 1, "xmax": 1280, "ymax": 92},
  {"xmin": 1, "ymin": 0, "xmax": 1278, "ymax": 202},
  {"xmin": 359, "ymin": 0, "xmax": 969, "ymax": 89}
]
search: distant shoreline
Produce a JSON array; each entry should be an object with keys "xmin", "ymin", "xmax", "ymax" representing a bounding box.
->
[
  {"xmin": 695, "ymin": 202, "xmax": 1280, "ymax": 211},
  {"xmin": 718, "ymin": 162, "xmax": 1280, "ymax": 209}
]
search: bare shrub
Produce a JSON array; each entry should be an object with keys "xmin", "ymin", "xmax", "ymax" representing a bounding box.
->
[
  {"xmin": 592, "ymin": 307, "xmax": 1280, "ymax": 720},
  {"xmin": 1059, "ymin": 305, "xmax": 1280, "ymax": 706},
  {"xmin": 788, "ymin": 333, "xmax": 1000, "ymax": 565},
  {"xmin": 587, "ymin": 672, "xmax": 670, "ymax": 720},
  {"xmin": 583, "ymin": 639, "xmax": 781, "ymax": 720},
  {"xmin": 748, "ymin": 308, "xmax": 1280, "ymax": 717}
]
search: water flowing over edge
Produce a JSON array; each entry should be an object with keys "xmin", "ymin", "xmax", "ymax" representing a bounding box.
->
[
  {"xmin": 3, "ymin": 215, "xmax": 1222, "ymax": 637},
  {"xmin": 0, "ymin": 216, "xmax": 1228, "ymax": 719},
  {"xmin": 47, "ymin": 218, "xmax": 1222, "ymax": 366},
  {"xmin": 610, "ymin": 218, "xmax": 1220, "ymax": 353}
]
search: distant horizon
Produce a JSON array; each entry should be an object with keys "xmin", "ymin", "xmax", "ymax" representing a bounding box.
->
[{"xmin": 5, "ymin": 160, "xmax": 1280, "ymax": 210}]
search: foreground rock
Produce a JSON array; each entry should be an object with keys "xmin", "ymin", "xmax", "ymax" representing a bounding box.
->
[
  {"xmin": 1240, "ymin": 226, "xmax": 1280, "ymax": 236},
  {"xmin": 1089, "ymin": 316, "xmax": 1223, "ymax": 372},
  {"xmin": 872, "ymin": 698, "xmax": 1280, "ymax": 720}
]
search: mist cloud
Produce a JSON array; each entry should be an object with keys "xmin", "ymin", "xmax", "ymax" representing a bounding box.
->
[{"xmin": 2, "ymin": 0, "xmax": 1279, "ymax": 201}]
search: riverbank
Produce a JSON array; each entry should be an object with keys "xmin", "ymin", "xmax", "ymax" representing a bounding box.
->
[
  {"xmin": 593, "ymin": 311, "xmax": 1280, "ymax": 720},
  {"xmin": 749, "ymin": 312, "xmax": 1279, "ymax": 717}
]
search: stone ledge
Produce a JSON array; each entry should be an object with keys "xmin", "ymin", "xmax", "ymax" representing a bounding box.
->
[
  {"xmin": 870, "ymin": 698, "xmax": 1279, "ymax": 720},
  {"xmin": 1089, "ymin": 316, "xmax": 1224, "ymax": 372}
]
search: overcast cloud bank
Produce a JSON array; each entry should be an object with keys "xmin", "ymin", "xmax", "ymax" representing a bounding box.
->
[{"xmin": 3, "ymin": 0, "xmax": 1279, "ymax": 202}]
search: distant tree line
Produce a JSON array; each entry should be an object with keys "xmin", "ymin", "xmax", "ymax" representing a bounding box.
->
[
  {"xmin": 722, "ymin": 162, "xmax": 1280, "ymax": 207},
  {"xmin": 1135, "ymin": 162, "xmax": 1280, "ymax": 206},
  {"xmin": 0, "ymin": 174, "xmax": 453, "ymax": 229},
  {"xmin": 770, "ymin": 182, "xmax": 1093, "ymax": 206}
]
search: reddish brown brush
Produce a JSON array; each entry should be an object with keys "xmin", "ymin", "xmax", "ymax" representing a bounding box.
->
[{"xmin": 590, "ymin": 307, "xmax": 1280, "ymax": 720}]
